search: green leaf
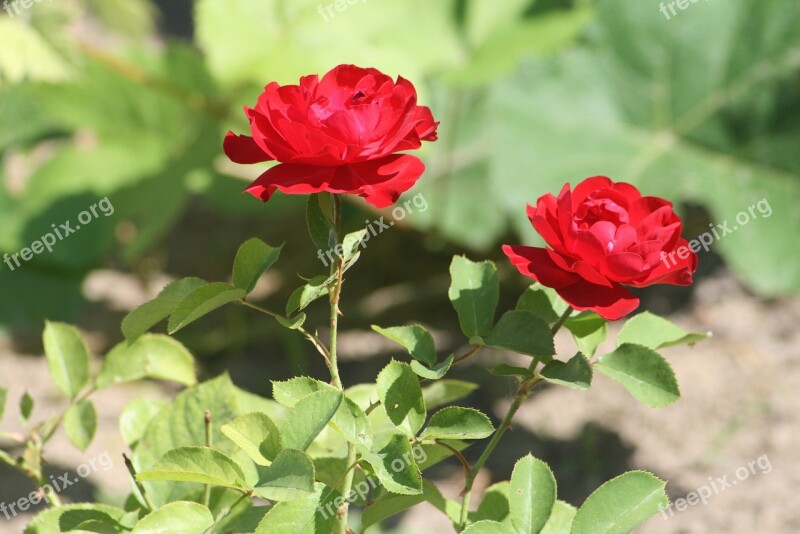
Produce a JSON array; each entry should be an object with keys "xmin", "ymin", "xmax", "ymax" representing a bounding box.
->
[
  {"xmin": 137, "ymin": 446, "xmax": 248, "ymax": 490},
  {"xmin": 25, "ymin": 504, "xmax": 134, "ymax": 534},
  {"xmin": 489, "ymin": 365, "xmax": 534, "ymax": 379},
  {"xmin": 273, "ymin": 377, "xmax": 370, "ymax": 446},
  {"xmin": 361, "ymin": 479, "xmax": 452, "ymax": 530},
  {"xmin": 43, "ymin": 321, "xmax": 90, "ymax": 399},
  {"xmin": 275, "ymin": 313, "xmax": 307, "ymax": 330},
  {"xmin": 516, "ymin": 283, "xmax": 569, "ymax": 323},
  {"xmin": 306, "ymin": 194, "xmax": 337, "ymax": 254},
  {"xmin": 410, "ymin": 354, "xmax": 454, "ymax": 380},
  {"xmin": 132, "ymin": 374, "xmax": 242, "ymax": 506},
  {"xmin": 167, "ymin": 282, "xmax": 246, "ymax": 333},
  {"xmin": 281, "ymin": 390, "xmax": 342, "ymax": 451},
  {"xmin": 120, "ymin": 398, "xmax": 165, "ymax": 448},
  {"xmin": 484, "ymin": 311, "xmax": 555, "ymax": 357},
  {"xmin": 463, "ymin": 521, "xmax": 516, "ymax": 534},
  {"xmin": 540, "ymin": 354, "xmax": 593, "ymax": 390},
  {"xmin": 221, "ymin": 412, "xmax": 281, "ymax": 466},
  {"xmin": 448, "ymin": 256, "xmax": 499, "ymax": 338},
  {"xmin": 331, "ymin": 396, "xmax": 372, "ymax": 448},
  {"xmin": 254, "ymin": 449, "xmax": 315, "ymax": 501},
  {"xmin": 254, "ymin": 483, "xmax": 338, "ymax": 534},
  {"xmin": 358, "ymin": 434, "xmax": 423, "ymax": 495},
  {"xmin": 571, "ymin": 471, "xmax": 667, "ymax": 534},
  {"xmin": 509, "ymin": 454, "xmax": 557, "ymax": 534},
  {"xmin": 20, "ymin": 391, "xmax": 34, "ymax": 423},
  {"xmin": 342, "ymin": 229, "xmax": 368, "ymax": 263},
  {"xmin": 272, "ymin": 377, "xmax": 330, "ymax": 408},
  {"xmin": 232, "ymin": 238, "xmax": 282, "ymax": 293},
  {"xmin": 540, "ymin": 500, "xmax": 577, "ymax": 534},
  {"xmin": 372, "ymin": 324, "xmax": 437, "ymax": 366},
  {"xmin": 131, "ymin": 501, "xmax": 214, "ymax": 534},
  {"xmin": 97, "ymin": 335, "xmax": 196, "ymax": 388},
  {"xmin": 596, "ymin": 344, "xmax": 680, "ymax": 408},
  {"xmin": 286, "ymin": 276, "xmax": 331, "ymax": 314},
  {"xmin": 377, "ymin": 360, "xmax": 426, "ymax": 437},
  {"xmin": 564, "ymin": 312, "xmax": 607, "ymax": 357},
  {"xmin": 63, "ymin": 400, "xmax": 98, "ymax": 452},
  {"xmin": 0, "ymin": 387, "xmax": 6, "ymax": 420},
  {"xmin": 421, "ymin": 407, "xmax": 494, "ymax": 440},
  {"xmin": 471, "ymin": 481, "xmax": 512, "ymax": 524},
  {"xmin": 617, "ymin": 311, "xmax": 708, "ymax": 350},
  {"xmin": 121, "ymin": 277, "xmax": 206, "ymax": 341},
  {"xmin": 422, "ymin": 380, "xmax": 478, "ymax": 410}
]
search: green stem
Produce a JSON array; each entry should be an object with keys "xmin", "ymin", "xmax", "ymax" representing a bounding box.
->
[
  {"xmin": 203, "ymin": 410, "xmax": 213, "ymax": 507},
  {"xmin": 326, "ymin": 195, "xmax": 355, "ymax": 534},
  {"xmin": 457, "ymin": 307, "xmax": 573, "ymax": 530}
]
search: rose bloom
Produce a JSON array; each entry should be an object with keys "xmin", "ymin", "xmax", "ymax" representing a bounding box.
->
[
  {"xmin": 224, "ymin": 64, "xmax": 438, "ymax": 208},
  {"xmin": 503, "ymin": 176, "xmax": 698, "ymax": 320}
]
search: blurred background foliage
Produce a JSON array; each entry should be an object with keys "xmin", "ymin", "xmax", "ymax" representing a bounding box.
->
[{"xmin": 0, "ymin": 0, "xmax": 799, "ymax": 336}]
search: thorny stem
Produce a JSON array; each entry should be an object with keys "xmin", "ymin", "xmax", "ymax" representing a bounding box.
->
[
  {"xmin": 327, "ymin": 195, "xmax": 356, "ymax": 534},
  {"xmin": 457, "ymin": 307, "xmax": 573, "ymax": 530}
]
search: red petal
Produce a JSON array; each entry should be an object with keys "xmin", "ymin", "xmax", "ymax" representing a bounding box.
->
[
  {"xmin": 244, "ymin": 154, "xmax": 425, "ymax": 208},
  {"xmin": 223, "ymin": 132, "xmax": 274, "ymax": 164},
  {"xmin": 502, "ymin": 245, "xmax": 578, "ymax": 289},
  {"xmin": 555, "ymin": 279, "xmax": 640, "ymax": 321}
]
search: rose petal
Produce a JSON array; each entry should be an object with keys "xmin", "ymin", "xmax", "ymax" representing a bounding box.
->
[
  {"xmin": 502, "ymin": 245, "xmax": 578, "ymax": 289},
  {"xmin": 555, "ymin": 279, "xmax": 640, "ymax": 321},
  {"xmin": 223, "ymin": 132, "xmax": 274, "ymax": 164}
]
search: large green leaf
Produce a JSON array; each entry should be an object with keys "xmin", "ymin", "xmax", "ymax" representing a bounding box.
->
[
  {"xmin": 132, "ymin": 374, "xmax": 242, "ymax": 506},
  {"xmin": 372, "ymin": 324, "xmax": 437, "ymax": 366},
  {"xmin": 571, "ymin": 471, "xmax": 667, "ymax": 534},
  {"xmin": 131, "ymin": 501, "xmax": 213, "ymax": 534},
  {"xmin": 280, "ymin": 390, "xmax": 342, "ymax": 451},
  {"xmin": 484, "ymin": 311, "xmax": 555, "ymax": 357},
  {"xmin": 509, "ymin": 454, "xmax": 557, "ymax": 534},
  {"xmin": 97, "ymin": 334, "xmax": 196, "ymax": 388},
  {"xmin": 25, "ymin": 504, "xmax": 134, "ymax": 534},
  {"xmin": 376, "ymin": 360, "xmax": 426, "ymax": 437},
  {"xmin": 540, "ymin": 500, "xmax": 577, "ymax": 534},
  {"xmin": 254, "ymin": 483, "xmax": 338, "ymax": 534},
  {"xmin": 596, "ymin": 344, "xmax": 680, "ymax": 408},
  {"xmin": 420, "ymin": 407, "xmax": 494, "ymax": 441},
  {"xmin": 167, "ymin": 282, "xmax": 246, "ymax": 333},
  {"xmin": 463, "ymin": 521, "xmax": 515, "ymax": 534},
  {"xmin": 358, "ymin": 434, "xmax": 423, "ymax": 495},
  {"xmin": 540, "ymin": 353, "xmax": 593, "ymax": 391},
  {"xmin": 221, "ymin": 412, "xmax": 281, "ymax": 466},
  {"xmin": 42, "ymin": 321, "xmax": 89, "ymax": 399},
  {"xmin": 121, "ymin": 277, "xmax": 206, "ymax": 341},
  {"xmin": 232, "ymin": 238, "xmax": 282, "ymax": 293},
  {"xmin": 120, "ymin": 398, "xmax": 166, "ymax": 448},
  {"xmin": 137, "ymin": 446, "xmax": 248, "ymax": 490},
  {"xmin": 63, "ymin": 400, "xmax": 98, "ymax": 452},
  {"xmin": 254, "ymin": 449, "xmax": 315, "ymax": 502},
  {"xmin": 448, "ymin": 256, "xmax": 499, "ymax": 339},
  {"xmin": 616, "ymin": 311, "xmax": 708, "ymax": 350}
]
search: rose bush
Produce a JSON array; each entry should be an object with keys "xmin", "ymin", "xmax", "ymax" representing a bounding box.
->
[
  {"xmin": 224, "ymin": 64, "xmax": 439, "ymax": 208},
  {"xmin": 503, "ymin": 176, "xmax": 698, "ymax": 320}
]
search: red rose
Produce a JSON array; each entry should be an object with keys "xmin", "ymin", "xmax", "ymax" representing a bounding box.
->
[
  {"xmin": 224, "ymin": 64, "xmax": 438, "ymax": 208},
  {"xmin": 503, "ymin": 176, "xmax": 698, "ymax": 320}
]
